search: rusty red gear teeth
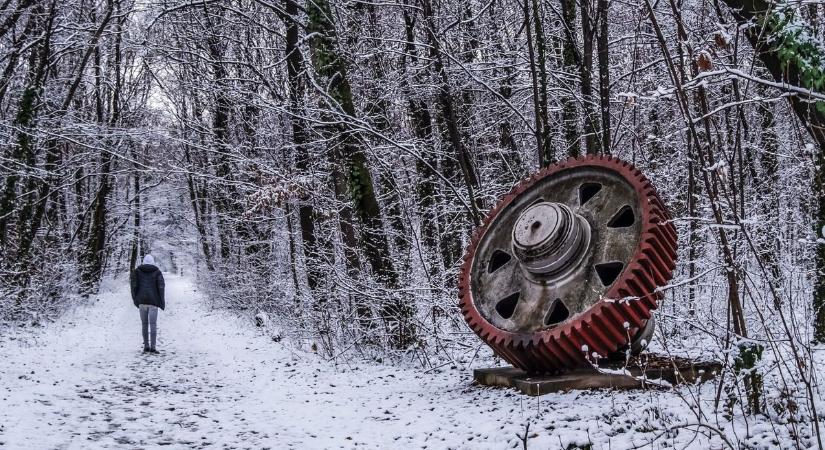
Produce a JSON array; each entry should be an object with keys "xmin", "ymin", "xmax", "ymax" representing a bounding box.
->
[{"xmin": 458, "ymin": 156, "xmax": 677, "ymax": 373}]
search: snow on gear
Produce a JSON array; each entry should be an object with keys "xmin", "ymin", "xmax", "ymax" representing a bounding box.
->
[{"xmin": 459, "ymin": 155, "xmax": 677, "ymax": 372}]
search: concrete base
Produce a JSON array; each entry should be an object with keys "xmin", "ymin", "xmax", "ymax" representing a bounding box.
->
[{"xmin": 473, "ymin": 354, "xmax": 722, "ymax": 396}]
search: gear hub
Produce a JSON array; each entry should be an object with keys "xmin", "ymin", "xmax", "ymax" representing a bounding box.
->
[
  {"xmin": 511, "ymin": 202, "xmax": 591, "ymax": 279},
  {"xmin": 458, "ymin": 156, "xmax": 677, "ymax": 373}
]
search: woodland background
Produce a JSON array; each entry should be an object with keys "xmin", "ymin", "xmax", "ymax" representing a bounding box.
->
[{"xmin": 3, "ymin": 0, "xmax": 825, "ymax": 443}]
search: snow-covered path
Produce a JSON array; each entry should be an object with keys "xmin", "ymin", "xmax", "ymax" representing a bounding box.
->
[
  {"xmin": 0, "ymin": 275, "xmax": 779, "ymax": 449},
  {"xmin": 1, "ymin": 275, "xmax": 297, "ymax": 448},
  {"xmin": 1, "ymin": 275, "xmax": 525, "ymax": 449}
]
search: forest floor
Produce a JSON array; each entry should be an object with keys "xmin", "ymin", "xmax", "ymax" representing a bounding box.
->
[{"xmin": 0, "ymin": 275, "xmax": 803, "ymax": 449}]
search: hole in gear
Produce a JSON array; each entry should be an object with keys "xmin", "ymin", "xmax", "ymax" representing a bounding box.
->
[
  {"xmin": 579, "ymin": 183, "xmax": 602, "ymax": 205},
  {"xmin": 495, "ymin": 292, "xmax": 520, "ymax": 319},
  {"xmin": 608, "ymin": 205, "xmax": 635, "ymax": 228},
  {"xmin": 488, "ymin": 250, "xmax": 512, "ymax": 273},
  {"xmin": 544, "ymin": 298, "xmax": 570, "ymax": 326},
  {"xmin": 595, "ymin": 261, "xmax": 625, "ymax": 286}
]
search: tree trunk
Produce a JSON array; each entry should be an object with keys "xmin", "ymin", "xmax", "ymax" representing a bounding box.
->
[
  {"xmin": 524, "ymin": 0, "xmax": 550, "ymax": 166},
  {"xmin": 364, "ymin": 4, "xmax": 410, "ymax": 269},
  {"xmin": 580, "ymin": 0, "xmax": 599, "ymax": 154},
  {"xmin": 717, "ymin": 0, "xmax": 825, "ymax": 341},
  {"xmin": 201, "ymin": 3, "xmax": 234, "ymax": 262},
  {"xmin": 531, "ymin": 0, "xmax": 551, "ymax": 165},
  {"xmin": 83, "ymin": 0, "xmax": 123, "ymax": 289},
  {"xmin": 0, "ymin": 1, "xmax": 54, "ymax": 249},
  {"xmin": 129, "ymin": 150, "xmax": 141, "ymax": 271},
  {"xmin": 307, "ymin": 0, "xmax": 398, "ymax": 284},
  {"xmin": 648, "ymin": 0, "xmax": 758, "ymax": 413},
  {"xmin": 596, "ymin": 0, "xmax": 611, "ymax": 153},
  {"xmin": 184, "ymin": 146, "xmax": 215, "ymax": 271},
  {"xmin": 84, "ymin": 150, "xmax": 113, "ymax": 289},
  {"xmin": 284, "ymin": 0, "xmax": 323, "ymax": 292},
  {"xmin": 0, "ymin": 8, "xmax": 36, "ymax": 107},
  {"xmin": 0, "ymin": 0, "xmax": 33, "ymax": 41},
  {"xmin": 559, "ymin": 0, "xmax": 579, "ymax": 157},
  {"xmin": 401, "ymin": 7, "xmax": 440, "ymax": 270},
  {"xmin": 307, "ymin": 0, "xmax": 415, "ymax": 347},
  {"xmin": 756, "ymin": 92, "xmax": 782, "ymax": 286},
  {"xmin": 419, "ymin": 0, "xmax": 481, "ymax": 226}
]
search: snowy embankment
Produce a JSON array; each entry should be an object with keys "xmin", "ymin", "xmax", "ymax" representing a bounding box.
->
[{"xmin": 0, "ymin": 275, "xmax": 806, "ymax": 449}]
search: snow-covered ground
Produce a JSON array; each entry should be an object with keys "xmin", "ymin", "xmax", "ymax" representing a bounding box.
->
[{"xmin": 0, "ymin": 275, "xmax": 806, "ymax": 449}]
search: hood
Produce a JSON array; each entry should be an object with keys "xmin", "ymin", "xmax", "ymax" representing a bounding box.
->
[{"xmin": 137, "ymin": 264, "xmax": 159, "ymax": 273}]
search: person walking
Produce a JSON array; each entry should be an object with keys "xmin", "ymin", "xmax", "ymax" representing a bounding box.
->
[{"xmin": 130, "ymin": 254, "xmax": 165, "ymax": 353}]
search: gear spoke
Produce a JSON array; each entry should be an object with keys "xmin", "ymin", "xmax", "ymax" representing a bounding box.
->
[
  {"xmin": 595, "ymin": 227, "xmax": 638, "ymax": 263},
  {"xmin": 478, "ymin": 260, "xmax": 520, "ymax": 325},
  {"xmin": 577, "ymin": 184, "xmax": 616, "ymax": 222},
  {"xmin": 509, "ymin": 284, "xmax": 542, "ymax": 330}
]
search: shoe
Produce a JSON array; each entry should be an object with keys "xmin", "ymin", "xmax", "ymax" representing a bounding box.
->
[
  {"xmin": 143, "ymin": 346, "xmax": 150, "ymax": 353},
  {"xmin": 149, "ymin": 348, "xmax": 159, "ymax": 354}
]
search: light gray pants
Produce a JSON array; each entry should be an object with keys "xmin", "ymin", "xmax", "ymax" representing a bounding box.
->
[{"xmin": 139, "ymin": 304, "xmax": 159, "ymax": 349}]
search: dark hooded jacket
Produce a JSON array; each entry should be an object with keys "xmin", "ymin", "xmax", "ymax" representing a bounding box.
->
[{"xmin": 130, "ymin": 264, "xmax": 165, "ymax": 310}]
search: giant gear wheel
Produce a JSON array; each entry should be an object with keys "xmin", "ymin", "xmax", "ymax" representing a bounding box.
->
[{"xmin": 458, "ymin": 156, "xmax": 677, "ymax": 373}]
